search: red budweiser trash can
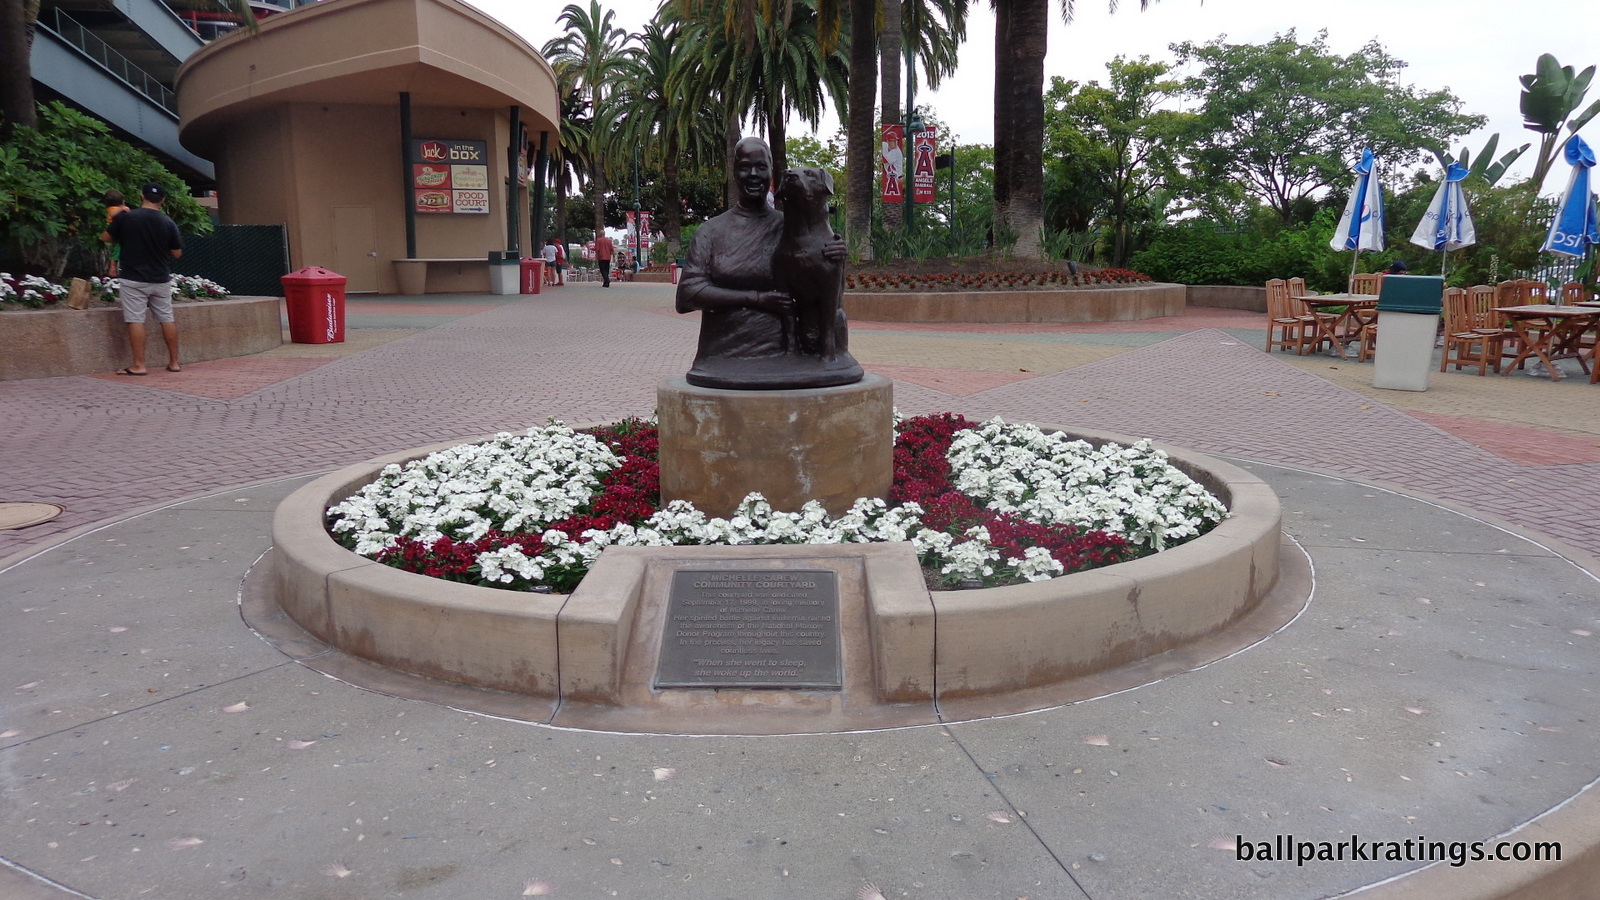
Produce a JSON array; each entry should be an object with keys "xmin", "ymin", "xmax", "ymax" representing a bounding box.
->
[
  {"xmin": 520, "ymin": 258, "xmax": 543, "ymax": 294},
  {"xmin": 281, "ymin": 266, "xmax": 347, "ymax": 344}
]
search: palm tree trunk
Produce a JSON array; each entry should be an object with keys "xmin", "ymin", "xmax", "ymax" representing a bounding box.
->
[
  {"xmin": 592, "ymin": 168, "xmax": 607, "ymax": 242},
  {"xmin": 845, "ymin": 0, "xmax": 878, "ymax": 258},
  {"xmin": 663, "ymin": 134, "xmax": 683, "ymax": 259},
  {"xmin": 725, "ymin": 110, "xmax": 741, "ymax": 208},
  {"xmin": 1, "ymin": 0, "xmax": 38, "ymax": 130},
  {"xmin": 991, "ymin": 0, "xmax": 1012, "ymax": 248},
  {"xmin": 879, "ymin": 0, "xmax": 903, "ymax": 231},
  {"xmin": 767, "ymin": 99, "xmax": 789, "ymax": 209},
  {"xmin": 1000, "ymin": 0, "xmax": 1046, "ymax": 258},
  {"xmin": 554, "ymin": 170, "xmax": 569, "ymax": 242}
]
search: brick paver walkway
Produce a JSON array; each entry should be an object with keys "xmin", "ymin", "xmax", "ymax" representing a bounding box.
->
[{"xmin": 4, "ymin": 284, "xmax": 1596, "ymax": 561}]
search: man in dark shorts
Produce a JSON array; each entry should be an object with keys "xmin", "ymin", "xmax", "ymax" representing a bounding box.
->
[
  {"xmin": 102, "ymin": 183, "xmax": 184, "ymax": 374},
  {"xmin": 594, "ymin": 232, "xmax": 615, "ymax": 287}
]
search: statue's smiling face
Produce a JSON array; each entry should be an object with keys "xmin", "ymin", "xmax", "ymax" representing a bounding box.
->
[{"xmin": 735, "ymin": 143, "xmax": 772, "ymax": 202}]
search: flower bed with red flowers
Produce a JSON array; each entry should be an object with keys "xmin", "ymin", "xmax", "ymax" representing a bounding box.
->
[{"xmin": 329, "ymin": 413, "xmax": 1230, "ymax": 595}]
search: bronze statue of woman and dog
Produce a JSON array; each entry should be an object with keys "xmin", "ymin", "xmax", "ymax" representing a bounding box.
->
[{"xmin": 675, "ymin": 136, "xmax": 864, "ymax": 390}]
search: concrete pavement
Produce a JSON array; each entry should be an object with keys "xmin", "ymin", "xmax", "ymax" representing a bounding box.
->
[{"xmin": 2, "ymin": 282, "xmax": 1598, "ymax": 899}]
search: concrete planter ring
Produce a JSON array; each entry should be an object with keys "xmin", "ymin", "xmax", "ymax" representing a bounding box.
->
[{"xmin": 249, "ymin": 425, "xmax": 1298, "ymax": 735}]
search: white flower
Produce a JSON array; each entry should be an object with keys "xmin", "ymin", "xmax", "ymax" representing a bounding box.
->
[{"xmin": 327, "ymin": 417, "xmax": 1227, "ymax": 593}]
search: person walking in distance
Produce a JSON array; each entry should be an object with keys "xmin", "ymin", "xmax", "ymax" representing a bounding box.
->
[
  {"xmin": 594, "ymin": 232, "xmax": 615, "ymax": 287},
  {"xmin": 542, "ymin": 239, "xmax": 558, "ymax": 286},
  {"xmin": 102, "ymin": 183, "xmax": 184, "ymax": 375}
]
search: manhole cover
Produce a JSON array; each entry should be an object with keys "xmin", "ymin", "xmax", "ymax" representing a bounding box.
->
[{"xmin": 0, "ymin": 502, "xmax": 65, "ymax": 530}]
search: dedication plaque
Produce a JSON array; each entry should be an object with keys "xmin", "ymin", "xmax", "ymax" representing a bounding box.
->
[{"xmin": 655, "ymin": 570, "xmax": 842, "ymax": 689}]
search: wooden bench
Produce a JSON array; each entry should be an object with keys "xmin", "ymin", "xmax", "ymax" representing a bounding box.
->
[{"xmin": 392, "ymin": 258, "xmax": 487, "ymax": 295}]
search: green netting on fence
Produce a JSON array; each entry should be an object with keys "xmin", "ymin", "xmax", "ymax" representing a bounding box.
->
[{"xmin": 171, "ymin": 225, "xmax": 289, "ymax": 297}]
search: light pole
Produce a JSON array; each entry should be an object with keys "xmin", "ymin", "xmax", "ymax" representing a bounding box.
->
[
  {"xmin": 905, "ymin": 110, "xmax": 924, "ymax": 234},
  {"xmin": 632, "ymin": 145, "xmax": 642, "ymax": 272}
]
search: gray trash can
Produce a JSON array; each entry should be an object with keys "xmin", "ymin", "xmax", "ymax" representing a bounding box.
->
[
  {"xmin": 1372, "ymin": 275, "xmax": 1444, "ymax": 391},
  {"xmin": 487, "ymin": 250, "xmax": 518, "ymax": 295}
]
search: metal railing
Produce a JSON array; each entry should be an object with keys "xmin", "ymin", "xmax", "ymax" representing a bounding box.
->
[{"xmin": 40, "ymin": 8, "xmax": 178, "ymax": 116}]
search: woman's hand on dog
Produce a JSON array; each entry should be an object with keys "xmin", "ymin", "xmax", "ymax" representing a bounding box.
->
[
  {"xmin": 754, "ymin": 290, "xmax": 795, "ymax": 316},
  {"xmin": 823, "ymin": 237, "xmax": 847, "ymax": 262}
]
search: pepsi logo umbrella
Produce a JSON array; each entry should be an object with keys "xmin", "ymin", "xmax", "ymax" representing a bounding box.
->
[
  {"xmin": 1541, "ymin": 134, "xmax": 1598, "ymax": 258},
  {"xmin": 1331, "ymin": 148, "xmax": 1387, "ymax": 255},
  {"xmin": 1410, "ymin": 161, "xmax": 1476, "ymax": 251},
  {"xmin": 1409, "ymin": 161, "xmax": 1475, "ymax": 276}
]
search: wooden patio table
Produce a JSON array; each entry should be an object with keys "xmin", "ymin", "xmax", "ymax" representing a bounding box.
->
[
  {"xmin": 1493, "ymin": 304, "xmax": 1600, "ymax": 382},
  {"xmin": 1293, "ymin": 293, "xmax": 1379, "ymax": 358}
]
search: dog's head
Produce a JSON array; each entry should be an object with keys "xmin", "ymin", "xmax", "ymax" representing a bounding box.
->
[{"xmin": 778, "ymin": 166, "xmax": 835, "ymax": 209}]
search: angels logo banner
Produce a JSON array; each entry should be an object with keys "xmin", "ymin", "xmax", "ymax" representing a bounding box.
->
[
  {"xmin": 880, "ymin": 124, "xmax": 906, "ymax": 203},
  {"xmin": 912, "ymin": 128, "xmax": 937, "ymax": 203}
]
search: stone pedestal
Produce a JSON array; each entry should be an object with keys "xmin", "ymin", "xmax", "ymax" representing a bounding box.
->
[{"xmin": 657, "ymin": 374, "xmax": 894, "ymax": 518}]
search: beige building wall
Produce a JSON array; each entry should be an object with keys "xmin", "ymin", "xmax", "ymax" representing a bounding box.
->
[{"xmin": 177, "ymin": 0, "xmax": 557, "ymax": 294}]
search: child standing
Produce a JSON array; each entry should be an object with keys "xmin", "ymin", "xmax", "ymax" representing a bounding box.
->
[{"xmin": 103, "ymin": 189, "xmax": 131, "ymax": 277}]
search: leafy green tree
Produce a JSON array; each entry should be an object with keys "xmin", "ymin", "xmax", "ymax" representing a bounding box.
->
[
  {"xmin": 1042, "ymin": 56, "xmax": 1190, "ymax": 266},
  {"xmin": 1518, "ymin": 53, "xmax": 1600, "ymax": 189},
  {"xmin": 0, "ymin": 102, "xmax": 211, "ymax": 279},
  {"xmin": 1172, "ymin": 30, "xmax": 1485, "ymax": 223}
]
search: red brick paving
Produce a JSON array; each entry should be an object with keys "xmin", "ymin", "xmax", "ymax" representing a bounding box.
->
[
  {"xmin": 1407, "ymin": 410, "xmax": 1600, "ymax": 466},
  {"xmin": 3, "ymin": 290, "xmax": 1596, "ymax": 564},
  {"xmin": 88, "ymin": 357, "xmax": 336, "ymax": 401}
]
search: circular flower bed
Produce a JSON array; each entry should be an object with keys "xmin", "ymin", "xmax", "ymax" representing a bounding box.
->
[
  {"xmin": 0, "ymin": 272, "xmax": 230, "ymax": 310},
  {"xmin": 327, "ymin": 415, "xmax": 1228, "ymax": 595}
]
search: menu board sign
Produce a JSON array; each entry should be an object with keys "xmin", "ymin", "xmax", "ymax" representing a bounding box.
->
[{"xmin": 410, "ymin": 140, "xmax": 490, "ymax": 215}]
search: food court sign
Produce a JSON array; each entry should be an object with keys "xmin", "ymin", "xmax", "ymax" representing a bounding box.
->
[{"xmin": 410, "ymin": 140, "xmax": 490, "ymax": 215}]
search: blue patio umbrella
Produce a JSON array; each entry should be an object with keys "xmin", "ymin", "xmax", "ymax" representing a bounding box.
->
[
  {"xmin": 1331, "ymin": 148, "xmax": 1386, "ymax": 278},
  {"xmin": 1409, "ymin": 161, "xmax": 1475, "ymax": 276},
  {"xmin": 1541, "ymin": 134, "xmax": 1598, "ymax": 259}
]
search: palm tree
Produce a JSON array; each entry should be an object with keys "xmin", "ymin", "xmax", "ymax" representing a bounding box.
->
[
  {"xmin": 674, "ymin": 0, "xmax": 846, "ymax": 207},
  {"xmin": 866, "ymin": 0, "xmax": 970, "ymax": 246},
  {"xmin": 993, "ymin": 0, "xmax": 1155, "ymax": 258},
  {"xmin": 845, "ymin": 0, "xmax": 878, "ymax": 256},
  {"xmin": 548, "ymin": 85, "xmax": 591, "ymax": 246},
  {"xmin": 543, "ymin": 1, "xmax": 630, "ymax": 242},
  {"xmin": 615, "ymin": 12, "xmax": 726, "ymax": 258}
]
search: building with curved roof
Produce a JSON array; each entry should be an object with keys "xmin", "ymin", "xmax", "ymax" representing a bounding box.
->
[{"xmin": 178, "ymin": 0, "xmax": 559, "ymax": 293}]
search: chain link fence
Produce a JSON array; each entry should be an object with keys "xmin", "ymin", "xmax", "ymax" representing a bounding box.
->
[{"xmin": 171, "ymin": 225, "xmax": 291, "ymax": 297}]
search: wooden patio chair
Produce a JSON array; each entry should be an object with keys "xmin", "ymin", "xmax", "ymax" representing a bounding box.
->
[
  {"xmin": 1440, "ymin": 287, "xmax": 1501, "ymax": 374},
  {"xmin": 1560, "ymin": 282, "xmax": 1596, "ymax": 305},
  {"xmin": 1264, "ymin": 278, "xmax": 1317, "ymax": 354},
  {"xmin": 1349, "ymin": 272, "xmax": 1382, "ymax": 295}
]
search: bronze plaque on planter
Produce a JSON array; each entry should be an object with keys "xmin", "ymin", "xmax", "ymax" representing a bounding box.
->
[{"xmin": 655, "ymin": 570, "xmax": 842, "ymax": 689}]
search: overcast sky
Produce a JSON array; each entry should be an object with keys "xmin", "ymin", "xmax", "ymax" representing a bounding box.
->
[{"xmin": 470, "ymin": 0, "xmax": 1596, "ymax": 193}]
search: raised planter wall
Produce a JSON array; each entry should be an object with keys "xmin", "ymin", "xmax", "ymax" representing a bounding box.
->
[
  {"xmin": 0, "ymin": 297, "xmax": 283, "ymax": 381},
  {"xmin": 1187, "ymin": 284, "xmax": 1266, "ymax": 312},
  {"xmin": 843, "ymin": 283, "xmax": 1185, "ymax": 323},
  {"xmin": 268, "ymin": 425, "xmax": 1282, "ymax": 731}
]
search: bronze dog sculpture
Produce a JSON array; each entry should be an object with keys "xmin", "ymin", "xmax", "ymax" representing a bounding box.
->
[{"xmin": 773, "ymin": 166, "xmax": 854, "ymax": 366}]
